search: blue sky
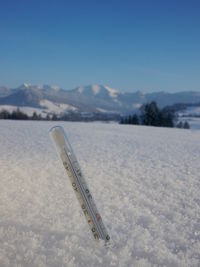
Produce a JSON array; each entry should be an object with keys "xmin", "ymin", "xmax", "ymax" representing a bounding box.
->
[{"xmin": 0, "ymin": 0, "xmax": 200, "ymax": 92}]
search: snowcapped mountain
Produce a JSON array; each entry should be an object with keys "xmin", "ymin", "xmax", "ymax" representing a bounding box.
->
[
  {"xmin": 73, "ymin": 84, "xmax": 119, "ymax": 99},
  {"xmin": 0, "ymin": 83, "xmax": 200, "ymax": 116}
]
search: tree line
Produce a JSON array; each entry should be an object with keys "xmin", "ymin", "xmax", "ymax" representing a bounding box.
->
[
  {"xmin": 0, "ymin": 108, "xmax": 119, "ymax": 122},
  {"xmin": 120, "ymin": 101, "xmax": 190, "ymax": 129},
  {"xmin": 0, "ymin": 108, "xmax": 58, "ymax": 121}
]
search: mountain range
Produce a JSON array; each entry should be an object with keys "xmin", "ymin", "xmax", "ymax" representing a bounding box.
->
[{"xmin": 0, "ymin": 83, "xmax": 200, "ymax": 117}]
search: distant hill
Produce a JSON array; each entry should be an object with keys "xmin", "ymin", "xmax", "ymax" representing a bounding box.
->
[{"xmin": 0, "ymin": 83, "xmax": 200, "ymax": 117}]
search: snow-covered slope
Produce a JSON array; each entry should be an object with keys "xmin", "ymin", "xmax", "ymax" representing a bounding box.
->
[
  {"xmin": 0, "ymin": 121, "xmax": 200, "ymax": 266},
  {"xmin": 40, "ymin": 100, "xmax": 78, "ymax": 114}
]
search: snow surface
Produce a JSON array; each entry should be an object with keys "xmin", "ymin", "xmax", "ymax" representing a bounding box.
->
[
  {"xmin": 40, "ymin": 100, "xmax": 77, "ymax": 114},
  {"xmin": 0, "ymin": 121, "xmax": 200, "ymax": 267}
]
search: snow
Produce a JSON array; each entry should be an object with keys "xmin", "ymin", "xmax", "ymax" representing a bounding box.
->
[
  {"xmin": 0, "ymin": 105, "xmax": 46, "ymax": 117},
  {"xmin": 132, "ymin": 103, "xmax": 142, "ymax": 109},
  {"xmin": 96, "ymin": 108, "xmax": 119, "ymax": 114},
  {"xmin": 77, "ymin": 87, "xmax": 84, "ymax": 93},
  {"xmin": 178, "ymin": 117, "xmax": 200, "ymax": 130},
  {"xmin": 178, "ymin": 106, "xmax": 200, "ymax": 129},
  {"xmin": 23, "ymin": 83, "xmax": 31, "ymax": 89},
  {"xmin": 96, "ymin": 107, "xmax": 110, "ymax": 113},
  {"xmin": 104, "ymin": 85, "xmax": 119, "ymax": 98},
  {"xmin": 0, "ymin": 121, "xmax": 200, "ymax": 267},
  {"xmin": 51, "ymin": 85, "xmax": 60, "ymax": 91},
  {"xmin": 40, "ymin": 100, "xmax": 77, "ymax": 114},
  {"xmin": 0, "ymin": 101, "xmax": 78, "ymax": 118},
  {"xmin": 179, "ymin": 106, "xmax": 200, "ymax": 117},
  {"xmin": 91, "ymin": 85, "xmax": 101, "ymax": 95}
]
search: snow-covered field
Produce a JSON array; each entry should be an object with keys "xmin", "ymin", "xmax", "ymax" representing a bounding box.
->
[{"xmin": 0, "ymin": 121, "xmax": 200, "ymax": 267}]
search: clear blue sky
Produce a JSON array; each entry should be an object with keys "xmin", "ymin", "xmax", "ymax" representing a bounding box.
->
[{"xmin": 0, "ymin": 0, "xmax": 200, "ymax": 92}]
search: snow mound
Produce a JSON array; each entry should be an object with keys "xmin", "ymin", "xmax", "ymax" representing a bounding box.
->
[{"xmin": 0, "ymin": 121, "xmax": 200, "ymax": 267}]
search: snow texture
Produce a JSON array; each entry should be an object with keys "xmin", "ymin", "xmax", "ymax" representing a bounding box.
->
[{"xmin": 0, "ymin": 121, "xmax": 200, "ymax": 267}]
